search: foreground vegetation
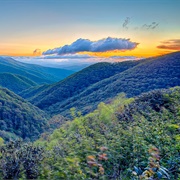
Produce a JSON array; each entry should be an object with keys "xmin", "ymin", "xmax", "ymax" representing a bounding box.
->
[{"xmin": 0, "ymin": 87, "xmax": 179, "ymax": 179}]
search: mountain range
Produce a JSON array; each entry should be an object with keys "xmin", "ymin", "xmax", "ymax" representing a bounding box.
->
[
  {"xmin": 0, "ymin": 51, "xmax": 180, "ymax": 179},
  {"xmin": 0, "ymin": 56, "xmax": 74, "ymax": 93},
  {"xmin": 0, "ymin": 51, "xmax": 179, "ymax": 140},
  {"xmin": 19, "ymin": 51, "xmax": 180, "ymax": 117}
]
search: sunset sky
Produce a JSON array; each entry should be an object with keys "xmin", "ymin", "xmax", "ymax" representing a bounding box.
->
[{"xmin": 0, "ymin": 0, "xmax": 179, "ymax": 60}]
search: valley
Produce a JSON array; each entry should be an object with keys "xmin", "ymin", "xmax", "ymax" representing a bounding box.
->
[
  {"xmin": 0, "ymin": 51, "xmax": 179, "ymax": 179},
  {"xmin": 0, "ymin": 0, "xmax": 179, "ymax": 177}
]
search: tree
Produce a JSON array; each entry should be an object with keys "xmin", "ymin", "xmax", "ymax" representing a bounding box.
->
[{"xmin": 0, "ymin": 140, "xmax": 44, "ymax": 179}]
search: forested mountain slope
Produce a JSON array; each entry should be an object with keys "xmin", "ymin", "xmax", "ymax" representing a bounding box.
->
[
  {"xmin": 19, "ymin": 84, "xmax": 49, "ymax": 99},
  {"xmin": 29, "ymin": 52, "xmax": 180, "ymax": 116},
  {"xmin": 0, "ymin": 56, "xmax": 74, "ymax": 84},
  {"xmin": 0, "ymin": 87, "xmax": 49, "ymax": 141},
  {"xmin": 0, "ymin": 73, "xmax": 37, "ymax": 94},
  {"xmin": 23, "ymin": 60, "xmax": 141, "ymax": 107}
]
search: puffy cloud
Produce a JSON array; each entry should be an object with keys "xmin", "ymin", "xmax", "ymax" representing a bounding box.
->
[
  {"xmin": 33, "ymin": 48, "xmax": 41, "ymax": 56},
  {"xmin": 157, "ymin": 39, "xmax": 180, "ymax": 50},
  {"xmin": 43, "ymin": 37, "xmax": 139, "ymax": 55}
]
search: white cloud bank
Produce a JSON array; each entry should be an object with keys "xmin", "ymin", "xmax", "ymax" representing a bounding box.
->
[{"xmin": 13, "ymin": 54, "xmax": 142, "ymax": 68}]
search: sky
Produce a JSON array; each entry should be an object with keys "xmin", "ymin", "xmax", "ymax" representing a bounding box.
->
[{"xmin": 0, "ymin": 0, "xmax": 179, "ymax": 63}]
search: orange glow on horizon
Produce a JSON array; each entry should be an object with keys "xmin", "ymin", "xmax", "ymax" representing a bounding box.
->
[
  {"xmin": 79, "ymin": 48, "xmax": 175, "ymax": 58},
  {"xmin": 0, "ymin": 49, "xmax": 175, "ymax": 58},
  {"xmin": 0, "ymin": 43, "xmax": 177, "ymax": 58}
]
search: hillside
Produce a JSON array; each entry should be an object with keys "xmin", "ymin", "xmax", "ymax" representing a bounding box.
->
[
  {"xmin": 55, "ymin": 52, "xmax": 180, "ymax": 116},
  {"xmin": 28, "ymin": 52, "xmax": 180, "ymax": 116},
  {"xmin": 0, "ymin": 87, "xmax": 49, "ymax": 141},
  {"xmin": 23, "ymin": 60, "xmax": 141, "ymax": 107},
  {"xmin": 0, "ymin": 73, "xmax": 37, "ymax": 94},
  {"xmin": 0, "ymin": 56, "xmax": 74, "ymax": 85},
  {"xmin": 22, "ymin": 87, "xmax": 180, "ymax": 179},
  {"xmin": 19, "ymin": 84, "xmax": 49, "ymax": 99}
]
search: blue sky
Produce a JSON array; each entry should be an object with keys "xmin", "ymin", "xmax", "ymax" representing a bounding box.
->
[{"xmin": 0, "ymin": 0, "xmax": 179, "ymax": 57}]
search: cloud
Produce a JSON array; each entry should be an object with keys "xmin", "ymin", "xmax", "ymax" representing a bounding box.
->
[
  {"xmin": 43, "ymin": 37, "xmax": 138, "ymax": 55},
  {"xmin": 110, "ymin": 55, "xmax": 140, "ymax": 60},
  {"xmin": 42, "ymin": 54, "xmax": 141, "ymax": 61},
  {"xmin": 142, "ymin": 22, "xmax": 159, "ymax": 30},
  {"xmin": 33, "ymin": 48, "xmax": 41, "ymax": 55},
  {"xmin": 157, "ymin": 39, "xmax": 180, "ymax": 50},
  {"xmin": 12, "ymin": 53, "xmax": 141, "ymax": 68},
  {"xmin": 42, "ymin": 54, "xmax": 94, "ymax": 59},
  {"xmin": 122, "ymin": 17, "xmax": 130, "ymax": 30}
]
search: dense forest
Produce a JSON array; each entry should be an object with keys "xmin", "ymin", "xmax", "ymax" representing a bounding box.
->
[
  {"xmin": 0, "ymin": 87, "xmax": 49, "ymax": 141},
  {"xmin": 0, "ymin": 73, "xmax": 37, "ymax": 94},
  {"xmin": 24, "ymin": 52, "xmax": 180, "ymax": 117},
  {"xmin": 0, "ymin": 87, "xmax": 179, "ymax": 179},
  {"xmin": 0, "ymin": 56, "xmax": 74, "ymax": 86},
  {"xmin": 22, "ymin": 60, "xmax": 141, "ymax": 103}
]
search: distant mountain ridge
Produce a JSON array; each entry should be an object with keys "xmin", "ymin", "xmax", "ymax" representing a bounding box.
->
[
  {"xmin": 0, "ymin": 73, "xmax": 37, "ymax": 94},
  {"xmin": 0, "ymin": 56, "xmax": 74, "ymax": 85},
  {"xmin": 21, "ymin": 51, "xmax": 180, "ymax": 117},
  {"xmin": 21, "ymin": 60, "xmax": 141, "ymax": 106},
  {"xmin": 56, "ymin": 51, "xmax": 180, "ymax": 116}
]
